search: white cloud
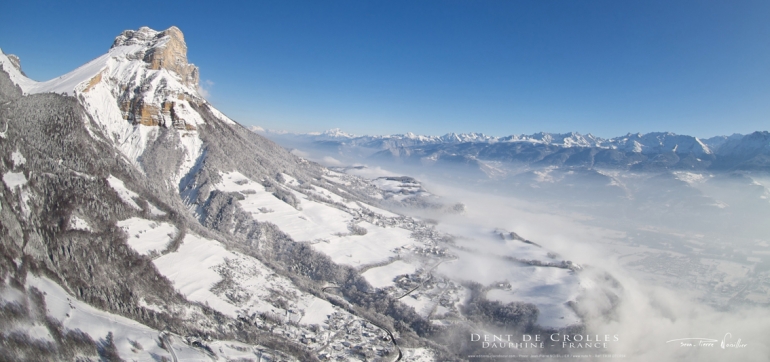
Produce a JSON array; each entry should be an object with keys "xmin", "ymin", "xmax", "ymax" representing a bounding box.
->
[
  {"xmin": 197, "ymin": 79, "xmax": 214, "ymax": 98},
  {"xmin": 418, "ymin": 181, "xmax": 770, "ymax": 362},
  {"xmin": 321, "ymin": 156, "xmax": 343, "ymax": 166},
  {"xmin": 290, "ymin": 149, "xmax": 309, "ymax": 158}
]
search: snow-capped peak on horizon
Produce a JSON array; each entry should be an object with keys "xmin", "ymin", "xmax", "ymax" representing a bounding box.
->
[
  {"xmin": 252, "ymin": 126, "xmax": 770, "ymax": 157},
  {"xmin": 257, "ymin": 127, "xmax": 653, "ymax": 144},
  {"xmin": 606, "ymin": 131, "xmax": 712, "ymax": 155},
  {"xmin": 321, "ymin": 127, "xmax": 357, "ymax": 138}
]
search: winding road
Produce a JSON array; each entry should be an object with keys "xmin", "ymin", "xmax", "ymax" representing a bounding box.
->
[{"xmin": 158, "ymin": 331, "xmax": 178, "ymax": 362}]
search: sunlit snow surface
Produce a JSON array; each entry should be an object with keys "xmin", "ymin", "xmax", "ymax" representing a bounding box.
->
[
  {"xmin": 361, "ymin": 260, "xmax": 417, "ymax": 289},
  {"xmin": 106, "ymin": 175, "xmax": 141, "ymax": 209},
  {"xmin": 401, "ymin": 348, "xmax": 435, "ymax": 361},
  {"xmin": 2, "ymin": 171, "xmax": 27, "ymax": 189},
  {"xmin": 153, "ymin": 233, "xmax": 336, "ymax": 325},
  {"xmin": 11, "ymin": 150, "xmax": 26, "ymax": 167},
  {"xmin": 69, "ymin": 215, "xmax": 92, "ymax": 232},
  {"xmin": 0, "ymin": 47, "xmax": 227, "ymax": 186},
  {"xmin": 22, "ymin": 276, "xmax": 207, "ymax": 361},
  {"xmin": 214, "ymin": 171, "xmax": 414, "ymax": 267},
  {"xmin": 148, "ymin": 202, "xmax": 166, "ymax": 216},
  {"xmin": 117, "ymin": 217, "xmax": 177, "ymax": 255}
]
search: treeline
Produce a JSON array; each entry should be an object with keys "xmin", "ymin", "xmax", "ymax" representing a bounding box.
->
[{"xmin": 461, "ymin": 282, "xmax": 539, "ymax": 329}]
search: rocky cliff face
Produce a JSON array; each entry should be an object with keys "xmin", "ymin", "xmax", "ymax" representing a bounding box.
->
[
  {"xmin": 107, "ymin": 27, "xmax": 202, "ymax": 129},
  {"xmin": 112, "ymin": 26, "xmax": 199, "ymax": 87}
]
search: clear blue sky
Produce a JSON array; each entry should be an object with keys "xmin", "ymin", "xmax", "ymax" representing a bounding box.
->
[{"xmin": 2, "ymin": 0, "xmax": 768, "ymax": 138}]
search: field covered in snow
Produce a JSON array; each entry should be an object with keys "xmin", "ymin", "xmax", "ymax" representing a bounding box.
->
[
  {"xmin": 213, "ymin": 171, "xmax": 419, "ymax": 268},
  {"xmin": 117, "ymin": 217, "xmax": 177, "ymax": 256},
  {"xmin": 361, "ymin": 260, "xmax": 417, "ymax": 289},
  {"xmin": 153, "ymin": 232, "xmax": 338, "ymax": 325},
  {"xmin": 21, "ymin": 276, "xmax": 206, "ymax": 361}
]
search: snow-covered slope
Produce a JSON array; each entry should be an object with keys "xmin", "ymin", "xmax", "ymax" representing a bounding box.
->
[
  {"xmin": 715, "ymin": 131, "xmax": 770, "ymax": 157},
  {"xmin": 605, "ymin": 132, "xmax": 711, "ymax": 155}
]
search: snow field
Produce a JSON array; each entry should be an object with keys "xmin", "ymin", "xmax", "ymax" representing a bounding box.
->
[
  {"xmin": 436, "ymin": 247, "xmax": 581, "ymax": 328},
  {"xmin": 117, "ymin": 217, "xmax": 177, "ymax": 255},
  {"xmin": 361, "ymin": 260, "xmax": 417, "ymax": 289},
  {"xmin": 153, "ymin": 234, "xmax": 243, "ymax": 317},
  {"xmin": 11, "ymin": 150, "xmax": 26, "ymax": 167},
  {"xmin": 2, "ymin": 171, "xmax": 27, "ymax": 189},
  {"xmin": 24, "ymin": 275, "xmax": 206, "ymax": 361},
  {"xmin": 69, "ymin": 216, "xmax": 92, "ymax": 232},
  {"xmin": 297, "ymin": 295, "xmax": 336, "ymax": 325},
  {"xmin": 216, "ymin": 171, "xmax": 350, "ymax": 239},
  {"xmin": 215, "ymin": 171, "xmax": 415, "ymax": 267},
  {"xmin": 497, "ymin": 269, "xmax": 579, "ymax": 328},
  {"xmin": 401, "ymin": 348, "xmax": 436, "ymax": 362},
  {"xmin": 310, "ymin": 221, "xmax": 414, "ymax": 267},
  {"xmin": 106, "ymin": 175, "xmax": 140, "ymax": 209},
  {"xmin": 153, "ymin": 232, "xmax": 339, "ymax": 326},
  {"xmin": 400, "ymin": 293, "xmax": 437, "ymax": 318},
  {"xmin": 148, "ymin": 202, "xmax": 166, "ymax": 216}
]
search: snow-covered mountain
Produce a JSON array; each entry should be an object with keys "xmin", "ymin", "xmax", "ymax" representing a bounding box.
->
[
  {"xmin": 262, "ymin": 128, "xmax": 717, "ymax": 150},
  {"xmin": 604, "ymin": 132, "xmax": 711, "ymax": 156},
  {"xmin": 260, "ymin": 127, "xmax": 770, "ymax": 173},
  {"xmin": 0, "ymin": 26, "xmax": 604, "ymax": 361},
  {"xmin": 263, "ymin": 128, "xmax": 603, "ymax": 148}
]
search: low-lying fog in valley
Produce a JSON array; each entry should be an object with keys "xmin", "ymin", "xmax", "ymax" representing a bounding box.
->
[{"xmin": 264, "ymin": 130, "xmax": 770, "ymax": 361}]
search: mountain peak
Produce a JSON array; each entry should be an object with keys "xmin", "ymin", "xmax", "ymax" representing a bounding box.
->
[
  {"xmin": 321, "ymin": 128, "xmax": 355, "ymax": 138},
  {"xmin": 111, "ymin": 26, "xmax": 198, "ymax": 87}
]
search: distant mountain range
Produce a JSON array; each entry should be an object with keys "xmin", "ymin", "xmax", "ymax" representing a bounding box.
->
[{"xmin": 257, "ymin": 128, "xmax": 770, "ymax": 172}]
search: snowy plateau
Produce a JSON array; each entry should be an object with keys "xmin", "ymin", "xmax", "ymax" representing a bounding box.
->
[{"xmin": 1, "ymin": 25, "xmax": 770, "ymax": 362}]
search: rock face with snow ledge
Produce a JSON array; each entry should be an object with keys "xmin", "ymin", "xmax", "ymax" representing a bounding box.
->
[
  {"xmin": 111, "ymin": 26, "xmax": 199, "ymax": 87},
  {"xmin": 107, "ymin": 26, "xmax": 202, "ymax": 128}
]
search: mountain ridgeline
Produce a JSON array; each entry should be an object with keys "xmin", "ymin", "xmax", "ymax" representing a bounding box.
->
[{"xmin": 261, "ymin": 128, "xmax": 770, "ymax": 175}]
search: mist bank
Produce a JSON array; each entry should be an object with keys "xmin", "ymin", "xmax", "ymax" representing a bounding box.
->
[{"xmin": 408, "ymin": 178, "xmax": 770, "ymax": 361}]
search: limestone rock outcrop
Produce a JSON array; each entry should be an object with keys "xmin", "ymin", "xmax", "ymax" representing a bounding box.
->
[
  {"xmin": 105, "ymin": 26, "xmax": 203, "ymax": 129},
  {"xmin": 112, "ymin": 26, "xmax": 199, "ymax": 88}
]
